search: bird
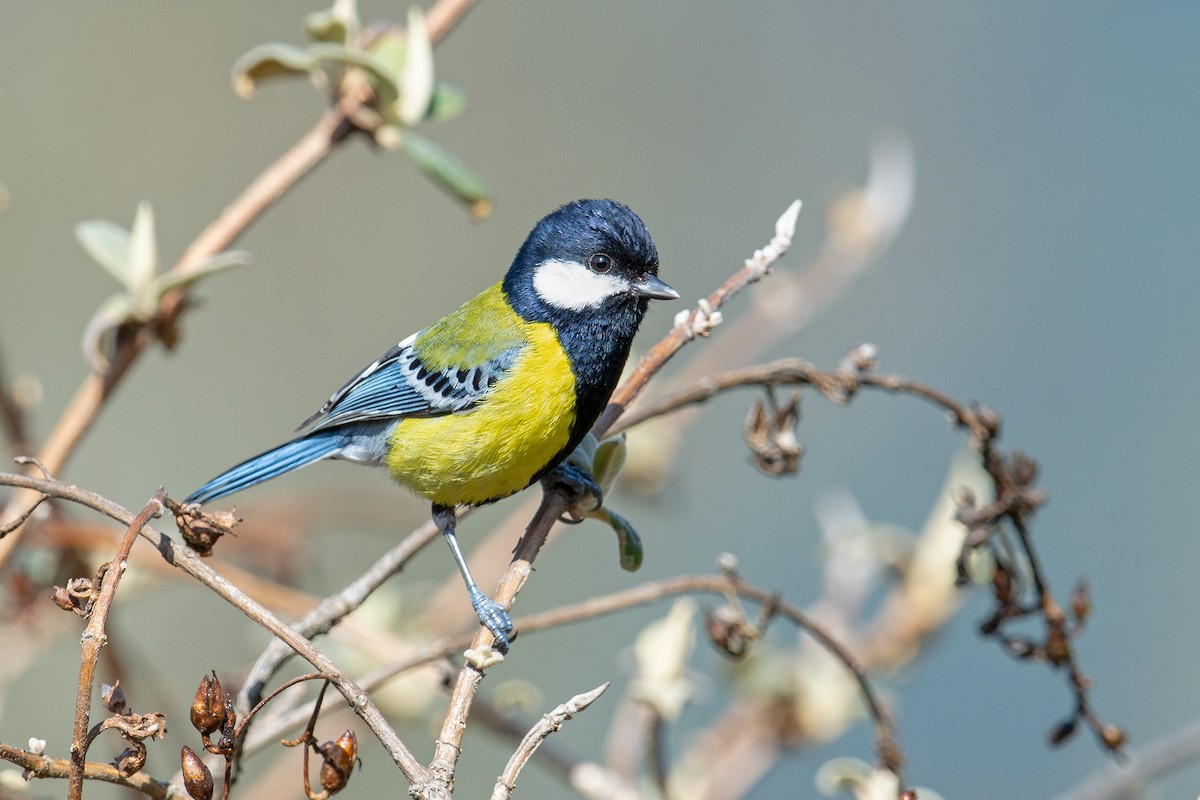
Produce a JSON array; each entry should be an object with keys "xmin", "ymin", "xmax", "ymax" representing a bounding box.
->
[{"xmin": 184, "ymin": 199, "xmax": 677, "ymax": 652}]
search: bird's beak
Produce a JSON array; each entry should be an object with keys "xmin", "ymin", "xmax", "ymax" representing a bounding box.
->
[{"xmin": 634, "ymin": 275, "xmax": 680, "ymax": 300}]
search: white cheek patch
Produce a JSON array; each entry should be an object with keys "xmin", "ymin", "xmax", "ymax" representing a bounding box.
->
[{"xmin": 532, "ymin": 259, "xmax": 630, "ymax": 311}]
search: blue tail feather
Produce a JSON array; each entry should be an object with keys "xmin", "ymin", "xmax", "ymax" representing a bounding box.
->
[{"xmin": 185, "ymin": 432, "xmax": 347, "ymax": 505}]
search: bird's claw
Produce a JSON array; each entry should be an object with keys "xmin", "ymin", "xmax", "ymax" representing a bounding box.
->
[
  {"xmin": 469, "ymin": 588, "xmax": 513, "ymax": 654},
  {"xmin": 546, "ymin": 462, "xmax": 604, "ymax": 514}
]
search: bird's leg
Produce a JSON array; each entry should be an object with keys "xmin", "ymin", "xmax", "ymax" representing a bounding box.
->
[
  {"xmin": 432, "ymin": 504, "xmax": 513, "ymax": 653},
  {"xmin": 544, "ymin": 462, "xmax": 604, "ymax": 514}
]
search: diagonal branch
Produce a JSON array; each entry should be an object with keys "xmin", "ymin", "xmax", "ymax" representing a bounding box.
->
[
  {"xmin": 0, "ymin": 472, "xmax": 429, "ymax": 786},
  {"xmin": 492, "ymin": 683, "xmax": 610, "ymax": 800}
]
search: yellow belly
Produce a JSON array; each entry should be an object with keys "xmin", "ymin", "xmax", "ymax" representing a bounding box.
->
[{"xmin": 384, "ymin": 321, "xmax": 576, "ymax": 506}]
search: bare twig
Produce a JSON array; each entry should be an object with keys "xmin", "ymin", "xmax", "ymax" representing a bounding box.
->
[
  {"xmin": 236, "ymin": 519, "xmax": 440, "ymax": 715},
  {"xmin": 0, "ymin": 472, "xmax": 428, "ymax": 785},
  {"xmin": 0, "ymin": 741, "xmax": 172, "ymax": 799},
  {"xmin": 68, "ymin": 491, "xmax": 164, "ymax": 800},
  {"xmin": 241, "ymin": 570, "xmax": 902, "ymax": 782},
  {"xmin": 491, "ymin": 683, "xmax": 610, "ymax": 800},
  {"xmin": 595, "ymin": 200, "xmax": 802, "ymax": 434},
  {"xmin": 618, "ymin": 351, "xmax": 1117, "ymax": 757}
]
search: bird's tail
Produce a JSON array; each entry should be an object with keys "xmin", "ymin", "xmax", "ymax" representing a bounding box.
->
[{"xmin": 185, "ymin": 431, "xmax": 347, "ymax": 506}]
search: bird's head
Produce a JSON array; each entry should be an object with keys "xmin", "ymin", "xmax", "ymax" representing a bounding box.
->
[{"xmin": 505, "ymin": 199, "xmax": 678, "ymax": 324}]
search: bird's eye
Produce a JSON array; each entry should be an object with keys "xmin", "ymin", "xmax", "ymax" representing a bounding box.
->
[{"xmin": 588, "ymin": 253, "xmax": 612, "ymax": 273}]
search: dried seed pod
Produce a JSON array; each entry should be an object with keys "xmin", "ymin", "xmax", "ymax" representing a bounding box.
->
[
  {"xmin": 318, "ymin": 730, "xmax": 358, "ymax": 794},
  {"xmin": 190, "ymin": 672, "xmax": 228, "ymax": 736},
  {"xmin": 174, "ymin": 508, "xmax": 240, "ymax": 557},
  {"xmin": 1048, "ymin": 718, "xmax": 1078, "ymax": 746},
  {"xmin": 101, "ymin": 681, "xmax": 128, "ymax": 714},
  {"xmin": 113, "ymin": 743, "xmax": 147, "ymax": 776},
  {"xmin": 181, "ymin": 746, "xmax": 214, "ymax": 800}
]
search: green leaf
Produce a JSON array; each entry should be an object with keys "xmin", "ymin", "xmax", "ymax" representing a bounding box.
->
[
  {"xmin": 308, "ymin": 43, "xmax": 399, "ymax": 107},
  {"xmin": 75, "ymin": 220, "xmax": 131, "ymax": 285},
  {"xmin": 591, "ymin": 435, "xmax": 627, "ymax": 493},
  {"xmin": 367, "ymin": 30, "xmax": 407, "ymax": 76},
  {"xmin": 398, "ymin": 6, "xmax": 434, "ymax": 126},
  {"xmin": 601, "ymin": 509, "xmax": 643, "ymax": 572},
  {"xmin": 127, "ymin": 201, "xmax": 159, "ymax": 317},
  {"xmin": 231, "ymin": 42, "xmax": 323, "ymax": 100},
  {"xmin": 427, "ymin": 81, "xmax": 468, "ymax": 122},
  {"xmin": 304, "ymin": 0, "xmax": 360, "ymax": 46},
  {"xmin": 401, "ymin": 131, "xmax": 491, "ymax": 212},
  {"xmin": 157, "ymin": 250, "xmax": 251, "ymax": 295}
]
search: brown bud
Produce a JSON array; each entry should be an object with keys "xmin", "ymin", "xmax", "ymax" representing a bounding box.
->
[
  {"xmin": 190, "ymin": 672, "xmax": 228, "ymax": 736},
  {"xmin": 1100, "ymin": 724, "xmax": 1127, "ymax": 751},
  {"xmin": 1048, "ymin": 718, "xmax": 1077, "ymax": 746},
  {"xmin": 1044, "ymin": 626, "xmax": 1071, "ymax": 666},
  {"xmin": 113, "ymin": 743, "xmax": 147, "ymax": 776},
  {"xmin": 50, "ymin": 577, "xmax": 96, "ymax": 616},
  {"xmin": 101, "ymin": 681, "xmax": 127, "ymax": 714},
  {"xmin": 175, "ymin": 508, "xmax": 240, "ymax": 557},
  {"xmin": 318, "ymin": 730, "xmax": 358, "ymax": 794},
  {"xmin": 50, "ymin": 585, "xmax": 76, "ymax": 612},
  {"xmin": 181, "ymin": 745, "xmax": 214, "ymax": 800},
  {"xmin": 900, "ymin": 791, "xmax": 918, "ymax": 800},
  {"xmin": 1070, "ymin": 578, "xmax": 1092, "ymax": 624}
]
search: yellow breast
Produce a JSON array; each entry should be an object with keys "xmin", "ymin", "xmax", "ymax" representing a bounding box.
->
[{"xmin": 384, "ymin": 321, "xmax": 576, "ymax": 506}]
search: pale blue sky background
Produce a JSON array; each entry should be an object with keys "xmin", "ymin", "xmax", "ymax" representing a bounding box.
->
[{"xmin": 1, "ymin": 3, "xmax": 1198, "ymax": 797}]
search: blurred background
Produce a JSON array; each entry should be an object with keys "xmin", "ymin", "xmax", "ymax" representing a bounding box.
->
[{"xmin": 1, "ymin": 2, "xmax": 1198, "ymax": 797}]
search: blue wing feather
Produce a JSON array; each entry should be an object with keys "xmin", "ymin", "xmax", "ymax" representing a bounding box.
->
[{"xmin": 298, "ymin": 338, "xmax": 520, "ymax": 433}]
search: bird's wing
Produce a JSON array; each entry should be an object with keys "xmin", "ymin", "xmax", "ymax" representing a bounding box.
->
[{"xmin": 297, "ymin": 284, "xmax": 528, "ymax": 432}]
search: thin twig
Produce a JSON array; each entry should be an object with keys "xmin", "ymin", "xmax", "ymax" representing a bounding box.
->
[
  {"xmin": 595, "ymin": 200, "xmax": 802, "ymax": 435},
  {"xmin": 241, "ymin": 571, "xmax": 902, "ymax": 779},
  {"xmin": 68, "ymin": 491, "xmax": 164, "ymax": 800},
  {"xmin": 236, "ymin": 520, "xmax": 440, "ymax": 718},
  {"xmin": 0, "ymin": 741, "xmax": 172, "ymax": 799},
  {"xmin": 610, "ymin": 357, "xmax": 989, "ymax": 439},
  {"xmin": 491, "ymin": 683, "xmax": 610, "ymax": 800},
  {"xmin": 0, "ymin": 472, "xmax": 428, "ymax": 785}
]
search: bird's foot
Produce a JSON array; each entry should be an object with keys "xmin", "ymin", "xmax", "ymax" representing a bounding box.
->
[
  {"xmin": 468, "ymin": 587, "xmax": 513, "ymax": 654},
  {"xmin": 545, "ymin": 462, "xmax": 604, "ymax": 516}
]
